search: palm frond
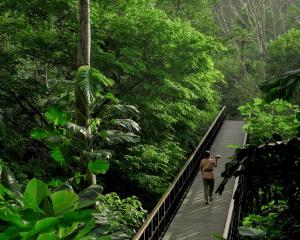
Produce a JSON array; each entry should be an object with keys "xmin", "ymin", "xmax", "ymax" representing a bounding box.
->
[
  {"xmin": 99, "ymin": 130, "xmax": 140, "ymax": 144},
  {"xmin": 65, "ymin": 122, "xmax": 89, "ymax": 138},
  {"xmin": 76, "ymin": 66, "xmax": 114, "ymax": 103},
  {"xmin": 112, "ymin": 105, "xmax": 140, "ymax": 114},
  {"xmin": 261, "ymin": 69, "xmax": 300, "ymax": 102},
  {"xmin": 112, "ymin": 119, "xmax": 141, "ymax": 132}
]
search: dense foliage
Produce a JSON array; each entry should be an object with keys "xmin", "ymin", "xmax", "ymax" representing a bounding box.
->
[
  {"xmin": 1, "ymin": 0, "xmax": 300, "ymax": 239},
  {"xmin": 217, "ymin": 136, "xmax": 300, "ymax": 239},
  {"xmin": 0, "ymin": 0, "xmax": 223, "ymax": 238},
  {"xmin": 239, "ymin": 98, "xmax": 300, "ymax": 144},
  {"xmin": 267, "ymin": 29, "xmax": 300, "ymax": 78}
]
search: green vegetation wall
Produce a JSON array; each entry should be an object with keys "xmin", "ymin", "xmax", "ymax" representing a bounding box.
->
[{"xmin": 0, "ymin": 0, "xmax": 222, "ymax": 208}]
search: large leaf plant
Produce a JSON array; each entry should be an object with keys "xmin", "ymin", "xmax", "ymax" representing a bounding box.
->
[
  {"xmin": 31, "ymin": 66, "xmax": 140, "ymax": 187},
  {"xmin": 0, "ymin": 177, "xmax": 129, "ymax": 240}
]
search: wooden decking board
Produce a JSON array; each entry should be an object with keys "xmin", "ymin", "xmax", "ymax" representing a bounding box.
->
[{"xmin": 163, "ymin": 120, "xmax": 245, "ymax": 240}]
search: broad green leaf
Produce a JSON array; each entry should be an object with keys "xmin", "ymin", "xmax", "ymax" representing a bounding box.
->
[
  {"xmin": 65, "ymin": 122, "xmax": 88, "ymax": 137},
  {"xmin": 88, "ymin": 160, "xmax": 109, "ymax": 174},
  {"xmin": 24, "ymin": 178, "xmax": 49, "ymax": 209},
  {"xmin": 19, "ymin": 207, "xmax": 46, "ymax": 222},
  {"xmin": 46, "ymin": 107, "xmax": 68, "ymax": 126},
  {"xmin": 50, "ymin": 191, "xmax": 79, "ymax": 216},
  {"xmin": 238, "ymin": 226, "xmax": 266, "ymax": 239},
  {"xmin": 112, "ymin": 119, "xmax": 141, "ymax": 132},
  {"xmin": 0, "ymin": 212, "xmax": 26, "ymax": 227},
  {"xmin": 76, "ymin": 66, "xmax": 114, "ymax": 103},
  {"xmin": 73, "ymin": 219, "xmax": 95, "ymax": 240},
  {"xmin": 253, "ymin": 98, "xmax": 263, "ymax": 105},
  {"xmin": 105, "ymin": 92, "xmax": 119, "ymax": 103},
  {"xmin": 112, "ymin": 104, "xmax": 139, "ymax": 114},
  {"xmin": 0, "ymin": 226, "xmax": 21, "ymax": 240},
  {"xmin": 20, "ymin": 217, "xmax": 60, "ymax": 240},
  {"xmin": 77, "ymin": 185, "xmax": 103, "ymax": 209},
  {"xmin": 63, "ymin": 210, "xmax": 93, "ymax": 222},
  {"xmin": 31, "ymin": 129, "xmax": 51, "ymax": 140},
  {"xmin": 41, "ymin": 196, "xmax": 55, "ymax": 217},
  {"xmin": 102, "ymin": 130, "xmax": 140, "ymax": 143},
  {"xmin": 58, "ymin": 222, "xmax": 79, "ymax": 238},
  {"xmin": 48, "ymin": 179, "xmax": 64, "ymax": 188},
  {"xmin": 37, "ymin": 232, "xmax": 58, "ymax": 240},
  {"xmin": 50, "ymin": 148, "xmax": 65, "ymax": 165}
]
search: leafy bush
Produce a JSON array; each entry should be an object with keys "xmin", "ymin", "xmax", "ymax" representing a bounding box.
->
[
  {"xmin": 267, "ymin": 29, "xmax": 300, "ymax": 78},
  {"xmin": 239, "ymin": 98, "xmax": 300, "ymax": 144},
  {"xmin": 242, "ymin": 201, "xmax": 288, "ymax": 239},
  {"xmin": 120, "ymin": 142, "xmax": 185, "ymax": 197},
  {"xmin": 97, "ymin": 193, "xmax": 146, "ymax": 238},
  {"xmin": 217, "ymin": 137, "xmax": 300, "ymax": 239},
  {"xmin": 0, "ymin": 178, "xmax": 109, "ymax": 240}
]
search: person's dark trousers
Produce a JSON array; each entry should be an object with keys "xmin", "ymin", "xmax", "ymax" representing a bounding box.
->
[{"xmin": 203, "ymin": 178, "xmax": 215, "ymax": 202}]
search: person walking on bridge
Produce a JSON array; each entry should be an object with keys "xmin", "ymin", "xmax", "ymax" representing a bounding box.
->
[{"xmin": 200, "ymin": 150, "xmax": 220, "ymax": 205}]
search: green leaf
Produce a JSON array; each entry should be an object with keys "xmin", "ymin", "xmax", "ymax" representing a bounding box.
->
[
  {"xmin": 50, "ymin": 147, "xmax": 65, "ymax": 165},
  {"xmin": 65, "ymin": 122, "xmax": 88, "ymax": 137},
  {"xmin": 63, "ymin": 210, "xmax": 93, "ymax": 222},
  {"xmin": 112, "ymin": 104, "xmax": 139, "ymax": 114},
  {"xmin": 24, "ymin": 178, "xmax": 49, "ymax": 209},
  {"xmin": 19, "ymin": 207, "xmax": 46, "ymax": 221},
  {"xmin": 37, "ymin": 232, "xmax": 58, "ymax": 240},
  {"xmin": 105, "ymin": 92, "xmax": 119, "ymax": 103},
  {"xmin": 0, "ymin": 226, "xmax": 21, "ymax": 240},
  {"xmin": 226, "ymin": 144, "xmax": 240, "ymax": 149},
  {"xmin": 211, "ymin": 233, "xmax": 226, "ymax": 240},
  {"xmin": 77, "ymin": 185, "xmax": 103, "ymax": 209},
  {"xmin": 88, "ymin": 160, "xmax": 109, "ymax": 174},
  {"xmin": 102, "ymin": 130, "xmax": 140, "ymax": 144},
  {"xmin": 20, "ymin": 217, "xmax": 60, "ymax": 240},
  {"xmin": 0, "ymin": 212, "xmax": 26, "ymax": 227},
  {"xmin": 31, "ymin": 129, "xmax": 51, "ymax": 140},
  {"xmin": 50, "ymin": 190, "xmax": 79, "ymax": 216},
  {"xmin": 73, "ymin": 219, "xmax": 95, "ymax": 240},
  {"xmin": 112, "ymin": 119, "xmax": 141, "ymax": 132},
  {"xmin": 253, "ymin": 98, "xmax": 263, "ymax": 105},
  {"xmin": 48, "ymin": 179, "xmax": 64, "ymax": 188},
  {"xmin": 45, "ymin": 107, "xmax": 68, "ymax": 126},
  {"xmin": 98, "ymin": 237, "xmax": 112, "ymax": 240},
  {"xmin": 238, "ymin": 226, "xmax": 266, "ymax": 239},
  {"xmin": 76, "ymin": 66, "xmax": 114, "ymax": 102}
]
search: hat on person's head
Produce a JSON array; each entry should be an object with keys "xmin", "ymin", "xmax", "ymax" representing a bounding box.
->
[{"xmin": 203, "ymin": 150, "xmax": 211, "ymax": 158}]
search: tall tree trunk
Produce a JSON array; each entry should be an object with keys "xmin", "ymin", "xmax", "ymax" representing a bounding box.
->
[
  {"xmin": 76, "ymin": 0, "xmax": 96, "ymax": 186},
  {"xmin": 176, "ymin": 0, "xmax": 181, "ymax": 16}
]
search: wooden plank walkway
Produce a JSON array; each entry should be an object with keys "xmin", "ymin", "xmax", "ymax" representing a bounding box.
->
[{"xmin": 163, "ymin": 120, "xmax": 245, "ymax": 240}]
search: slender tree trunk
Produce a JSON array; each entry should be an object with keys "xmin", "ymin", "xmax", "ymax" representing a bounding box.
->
[
  {"xmin": 76, "ymin": 0, "xmax": 96, "ymax": 186},
  {"xmin": 176, "ymin": 0, "xmax": 181, "ymax": 16},
  {"xmin": 77, "ymin": 0, "xmax": 90, "ymax": 67}
]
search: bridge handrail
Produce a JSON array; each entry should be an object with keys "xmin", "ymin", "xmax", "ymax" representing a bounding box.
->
[
  {"xmin": 133, "ymin": 106, "xmax": 227, "ymax": 240},
  {"xmin": 223, "ymin": 123, "xmax": 249, "ymax": 240}
]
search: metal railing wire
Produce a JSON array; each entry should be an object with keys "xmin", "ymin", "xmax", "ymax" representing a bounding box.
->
[{"xmin": 133, "ymin": 106, "xmax": 227, "ymax": 240}]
